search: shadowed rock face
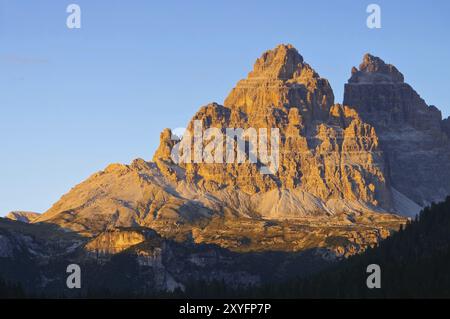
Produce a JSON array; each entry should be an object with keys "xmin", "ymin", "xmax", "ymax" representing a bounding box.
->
[
  {"xmin": 443, "ymin": 117, "xmax": 450, "ymax": 139},
  {"xmin": 5, "ymin": 211, "xmax": 40, "ymax": 223},
  {"xmin": 349, "ymin": 54, "xmax": 404, "ymax": 84},
  {"xmin": 344, "ymin": 54, "xmax": 450, "ymax": 206}
]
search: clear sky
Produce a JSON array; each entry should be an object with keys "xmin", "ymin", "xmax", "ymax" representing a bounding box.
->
[{"xmin": 1, "ymin": 0, "xmax": 449, "ymax": 216}]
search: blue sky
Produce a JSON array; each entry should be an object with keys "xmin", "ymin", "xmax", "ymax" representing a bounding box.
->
[{"xmin": 1, "ymin": 0, "xmax": 449, "ymax": 216}]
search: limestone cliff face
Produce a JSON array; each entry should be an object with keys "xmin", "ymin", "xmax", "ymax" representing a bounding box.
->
[
  {"xmin": 85, "ymin": 228, "xmax": 160, "ymax": 256},
  {"xmin": 154, "ymin": 45, "xmax": 393, "ymax": 211},
  {"xmin": 224, "ymin": 44, "xmax": 334, "ymax": 124},
  {"xmin": 344, "ymin": 54, "xmax": 450, "ymax": 206}
]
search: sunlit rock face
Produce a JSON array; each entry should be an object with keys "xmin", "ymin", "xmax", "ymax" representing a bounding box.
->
[
  {"xmin": 224, "ymin": 44, "xmax": 334, "ymax": 123},
  {"xmin": 154, "ymin": 45, "xmax": 393, "ymax": 211},
  {"xmin": 85, "ymin": 228, "xmax": 158, "ymax": 256},
  {"xmin": 344, "ymin": 54, "xmax": 450, "ymax": 206}
]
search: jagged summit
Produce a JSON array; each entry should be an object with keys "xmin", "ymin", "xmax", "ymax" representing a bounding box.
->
[
  {"xmin": 224, "ymin": 44, "xmax": 334, "ymax": 121},
  {"xmin": 349, "ymin": 53, "xmax": 404, "ymax": 84},
  {"xmin": 247, "ymin": 44, "xmax": 305, "ymax": 80},
  {"xmin": 345, "ymin": 54, "xmax": 450, "ymax": 206},
  {"xmin": 345, "ymin": 54, "xmax": 442, "ymax": 132}
]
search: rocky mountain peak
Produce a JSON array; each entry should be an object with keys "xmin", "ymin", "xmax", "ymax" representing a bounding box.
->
[
  {"xmin": 345, "ymin": 54, "xmax": 450, "ymax": 206},
  {"xmin": 248, "ymin": 44, "xmax": 304, "ymax": 80},
  {"xmin": 33, "ymin": 45, "xmax": 433, "ymax": 251},
  {"xmin": 224, "ymin": 44, "xmax": 334, "ymax": 121},
  {"xmin": 349, "ymin": 53, "xmax": 404, "ymax": 84}
]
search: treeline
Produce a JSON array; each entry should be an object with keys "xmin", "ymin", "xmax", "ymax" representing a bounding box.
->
[
  {"xmin": 0, "ymin": 276, "xmax": 25, "ymax": 298},
  {"xmin": 178, "ymin": 196, "xmax": 450, "ymax": 298}
]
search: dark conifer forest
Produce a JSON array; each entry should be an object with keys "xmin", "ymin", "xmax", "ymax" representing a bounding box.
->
[{"xmin": 179, "ymin": 197, "xmax": 450, "ymax": 298}]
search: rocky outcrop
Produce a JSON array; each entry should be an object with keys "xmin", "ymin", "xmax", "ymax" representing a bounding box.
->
[
  {"xmin": 344, "ymin": 54, "xmax": 450, "ymax": 206},
  {"xmin": 85, "ymin": 228, "xmax": 160, "ymax": 256},
  {"xmin": 6, "ymin": 211, "xmax": 40, "ymax": 223}
]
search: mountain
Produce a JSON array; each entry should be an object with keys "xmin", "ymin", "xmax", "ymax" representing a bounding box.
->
[
  {"xmin": 5, "ymin": 211, "xmax": 40, "ymax": 223},
  {"xmin": 32, "ymin": 44, "xmax": 409, "ymax": 256},
  {"xmin": 344, "ymin": 54, "xmax": 450, "ymax": 206},
  {"xmin": 1, "ymin": 44, "xmax": 449, "ymax": 297}
]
